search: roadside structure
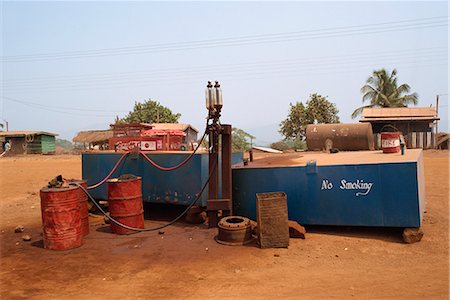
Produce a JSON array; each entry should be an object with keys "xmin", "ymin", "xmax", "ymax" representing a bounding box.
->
[
  {"xmin": 150, "ymin": 123, "xmax": 198, "ymax": 145},
  {"xmin": 0, "ymin": 131, "xmax": 57, "ymax": 155},
  {"xmin": 359, "ymin": 107, "xmax": 439, "ymax": 149},
  {"xmin": 72, "ymin": 130, "xmax": 113, "ymax": 150}
]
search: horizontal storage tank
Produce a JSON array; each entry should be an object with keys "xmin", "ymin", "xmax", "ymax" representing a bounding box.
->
[
  {"xmin": 306, "ymin": 123, "xmax": 375, "ymax": 151},
  {"xmin": 232, "ymin": 149, "xmax": 425, "ymax": 228}
]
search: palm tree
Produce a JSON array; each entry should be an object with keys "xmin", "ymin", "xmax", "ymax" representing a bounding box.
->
[{"xmin": 352, "ymin": 69, "xmax": 418, "ymax": 118}]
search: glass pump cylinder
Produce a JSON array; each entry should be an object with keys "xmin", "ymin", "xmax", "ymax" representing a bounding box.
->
[
  {"xmin": 205, "ymin": 81, "xmax": 216, "ymax": 111},
  {"xmin": 214, "ymin": 81, "xmax": 223, "ymax": 109}
]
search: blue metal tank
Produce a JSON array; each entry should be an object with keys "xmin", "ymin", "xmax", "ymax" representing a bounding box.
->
[
  {"xmin": 82, "ymin": 152, "xmax": 243, "ymax": 206},
  {"xmin": 232, "ymin": 149, "xmax": 425, "ymax": 228}
]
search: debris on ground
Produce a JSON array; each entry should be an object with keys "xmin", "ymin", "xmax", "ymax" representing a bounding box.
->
[
  {"xmin": 256, "ymin": 192, "xmax": 289, "ymax": 248},
  {"xmin": 47, "ymin": 175, "xmax": 67, "ymax": 188},
  {"xmin": 249, "ymin": 220, "xmax": 258, "ymax": 236},
  {"xmin": 288, "ymin": 220, "xmax": 306, "ymax": 239},
  {"xmin": 118, "ymin": 174, "xmax": 138, "ymax": 180},
  {"xmin": 14, "ymin": 225, "xmax": 24, "ymax": 233},
  {"xmin": 22, "ymin": 235, "xmax": 31, "ymax": 242},
  {"xmin": 402, "ymin": 227, "xmax": 424, "ymax": 244},
  {"xmin": 185, "ymin": 206, "xmax": 206, "ymax": 224}
]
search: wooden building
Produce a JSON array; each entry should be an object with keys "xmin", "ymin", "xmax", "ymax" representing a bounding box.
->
[
  {"xmin": 0, "ymin": 131, "xmax": 57, "ymax": 155},
  {"xmin": 72, "ymin": 130, "xmax": 113, "ymax": 150},
  {"xmin": 150, "ymin": 123, "xmax": 198, "ymax": 145},
  {"xmin": 359, "ymin": 107, "xmax": 439, "ymax": 149}
]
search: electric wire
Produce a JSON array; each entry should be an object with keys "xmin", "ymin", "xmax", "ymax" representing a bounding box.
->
[
  {"xmin": 4, "ymin": 46, "xmax": 447, "ymax": 85},
  {"xmin": 0, "ymin": 96, "xmax": 128, "ymax": 113},
  {"xmin": 2, "ymin": 17, "xmax": 448, "ymax": 62},
  {"xmin": 2, "ymin": 55, "xmax": 446, "ymax": 92},
  {"xmin": 0, "ymin": 96, "xmax": 119, "ymax": 117},
  {"xmin": 3, "ymin": 47, "xmax": 447, "ymax": 87}
]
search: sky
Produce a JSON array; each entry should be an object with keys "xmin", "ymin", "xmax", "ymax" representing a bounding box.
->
[{"xmin": 1, "ymin": 1, "xmax": 448, "ymax": 144}]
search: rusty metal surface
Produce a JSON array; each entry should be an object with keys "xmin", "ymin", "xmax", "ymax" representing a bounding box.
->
[
  {"xmin": 215, "ymin": 216, "xmax": 254, "ymax": 246},
  {"xmin": 306, "ymin": 123, "xmax": 375, "ymax": 151},
  {"xmin": 256, "ymin": 192, "xmax": 289, "ymax": 249},
  {"xmin": 40, "ymin": 186, "xmax": 83, "ymax": 251},
  {"xmin": 107, "ymin": 177, "xmax": 144, "ymax": 235},
  {"xmin": 207, "ymin": 199, "xmax": 232, "ymax": 211},
  {"xmin": 221, "ymin": 124, "xmax": 232, "ymax": 217}
]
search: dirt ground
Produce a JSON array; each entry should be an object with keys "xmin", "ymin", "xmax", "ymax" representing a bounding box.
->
[{"xmin": 0, "ymin": 151, "xmax": 448, "ymax": 299}]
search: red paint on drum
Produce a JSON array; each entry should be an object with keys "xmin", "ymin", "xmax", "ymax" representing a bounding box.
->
[
  {"xmin": 381, "ymin": 132, "xmax": 401, "ymax": 153},
  {"xmin": 107, "ymin": 177, "xmax": 144, "ymax": 235},
  {"xmin": 67, "ymin": 179, "xmax": 90, "ymax": 236},
  {"xmin": 40, "ymin": 186, "xmax": 83, "ymax": 250}
]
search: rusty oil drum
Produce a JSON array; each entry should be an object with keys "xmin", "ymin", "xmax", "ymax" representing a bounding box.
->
[
  {"xmin": 381, "ymin": 132, "xmax": 401, "ymax": 153},
  {"xmin": 107, "ymin": 177, "xmax": 144, "ymax": 234},
  {"xmin": 40, "ymin": 186, "xmax": 83, "ymax": 250},
  {"xmin": 67, "ymin": 179, "xmax": 89, "ymax": 236}
]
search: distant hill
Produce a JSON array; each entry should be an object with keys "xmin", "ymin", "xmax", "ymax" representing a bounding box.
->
[{"xmin": 55, "ymin": 138, "xmax": 74, "ymax": 150}]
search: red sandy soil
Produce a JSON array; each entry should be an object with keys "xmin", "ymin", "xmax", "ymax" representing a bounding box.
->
[{"xmin": 0, "ymin": 151, "xmax": 448, "ymax": 299}]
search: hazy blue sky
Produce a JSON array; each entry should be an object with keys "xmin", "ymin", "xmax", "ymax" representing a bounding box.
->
[{"xmin": 1, "ymin": 1, "xmax": 448, "ymax": 144}]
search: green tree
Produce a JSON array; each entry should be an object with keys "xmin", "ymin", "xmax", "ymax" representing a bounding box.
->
[
  {"xmin": 232, "ymin": 127, "xmax": 255, "ymax": 152},
  {"xmin": 198, "ymin": 127, "xmax": 255, "ymax": 152},
  {"xmin": 352, "ymin": 68, "xmax": 418, "ymax": 118},
  {"xmin": 280, "ymin": 93, "xmax": 340, "ymax": 140},
  {"xmin": 116, "ymin": 99, "xmax": 181, "ymax": 124}
]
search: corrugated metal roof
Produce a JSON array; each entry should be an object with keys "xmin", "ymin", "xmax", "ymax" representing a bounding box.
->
[
  {"xmin": 252, "ymin": 146, "xmax": 283, "ymax": 154},
  {"xmin": 72, "ymin": 130, "xmax": 113, "ymax": 143},
  {"xmin": 360, "ymin": 107, "xmax": 439, "ymax": 122},
  {"xmin": 360, "ymin": 116, "xmax": 440, "ymax": 122},
  {"xmin": 151, "ymin": 123, "xmax": 199, "ymax": 133},
  {"xmin": 0, "ymin": 131, "xmax": 58, "ymax": 137}
]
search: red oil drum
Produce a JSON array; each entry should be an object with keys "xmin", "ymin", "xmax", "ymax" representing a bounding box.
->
[
  {"xmin": 107, "ymin": 177, "xmax": 144, "ymax": 235},
  {"xmin": 381, "ymin": 132, "xmax": 401, "ymax": 153},
  {"xmin": 40, "ymin": 186, "xmax": 83, "ymax": 250},
  {"xmin": 67, "ymin": 179, "xmax": 89, "ymax": 236}
]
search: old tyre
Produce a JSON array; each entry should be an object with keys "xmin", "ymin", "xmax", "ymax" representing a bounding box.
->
[{"xmin": 215, "ymin": 216, "xmax": 254, "ymax": 246}]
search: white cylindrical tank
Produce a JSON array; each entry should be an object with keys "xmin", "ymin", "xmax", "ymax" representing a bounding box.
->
[
  {"xmin": 214, "ymin": 81, "xmax": 223, "ymax": 109},
  {"xmin": 205, "ymin": 81, "xmax": 216, "ymax": 111}
]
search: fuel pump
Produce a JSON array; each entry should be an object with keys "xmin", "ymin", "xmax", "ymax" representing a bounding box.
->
[{"xmin": 205, "ymin": 81, "xmax": 232, "ymax": 228}]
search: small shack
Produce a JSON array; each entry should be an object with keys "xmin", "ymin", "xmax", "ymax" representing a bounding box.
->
[
  {"xmin": 72, "ymin": 130, "xmax": 113, "ymax": 150},
  {"xmin": 151, "ymin": 123, "xmax": 198, "ymax": 145},
  {"xmin": 359, "ymin": 107, "xmax": 439, "ymax": 149},
  {"xmin": 0, "ymin": 131, "xmax": 57, "ymax": 155}
]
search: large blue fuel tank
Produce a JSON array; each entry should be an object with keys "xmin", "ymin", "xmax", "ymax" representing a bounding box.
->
[
  {"xmin": 232, "ymin": 149, "xmax": 425, "ymax": 227},
  {"xmin": 82, "ymin": 151, "xmax": 243, "ymax": 206}
]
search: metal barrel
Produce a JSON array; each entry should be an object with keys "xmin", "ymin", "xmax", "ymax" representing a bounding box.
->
[
  {"xmin": 381, "ymin": 132, "xmax": 401, "ymax": 153},
  {"xmin": 306, "ymin": 123, "xmax": 375, "ymax": 151},
  {"xmin": 40, "ymin": 186, "xmax": 83, "ymax": 250},
  {"xmin": 107, "ymin": 176, "xmax": 144, "ymax": 235},
  {"xmin": 67, "ymin": 179, "xmax": 89, "ymax": 236}
]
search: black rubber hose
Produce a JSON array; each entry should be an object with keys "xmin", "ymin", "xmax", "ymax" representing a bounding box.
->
[{"xmin": 69, "ymin": 162, "xmax": 216, "ymax": 232}]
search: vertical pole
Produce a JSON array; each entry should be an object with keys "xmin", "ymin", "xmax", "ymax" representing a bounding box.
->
[
  {"xmin": 221, "ymin": 124, "xmax": 232, "ymax": 216},
  {"xmin": 207, "ymin": 127, "xmax": 219, "ymax": 228},
  {"xmin": 209, "ymin": 131, "xmax": 219, "ymax": 199},
  {"xmin": 435, "ymin": 95, "xmax": 439, "ymax": 149}
]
